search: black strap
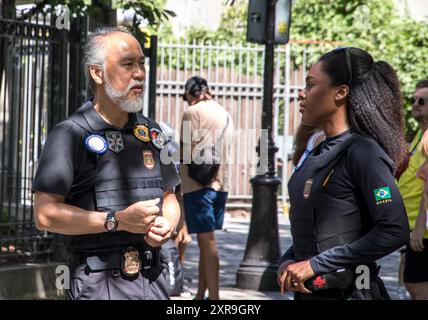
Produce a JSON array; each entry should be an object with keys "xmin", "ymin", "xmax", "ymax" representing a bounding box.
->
[
  {"xmin": 95, "ymin": 178, "xmax": 164, "ymax": 192},
  {"xmin": 96, "ymin": 195, "xmax": 159, "ymax": 208},
  {"xmin": 311, "ymin": 134, "xmax": 360, "ymax": 171}
]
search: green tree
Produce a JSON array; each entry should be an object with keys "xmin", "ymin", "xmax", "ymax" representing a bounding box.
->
[
  {"xmin": 23, "ymin": 0, "xmax": 175, "ymax": 37},
  {"xmin": 164, "ymin": 0, "xmax": 428, "ymax": 138},
  {"xmin": 291, "ymin": 0, "xmax": 428, "ymax": 138}
]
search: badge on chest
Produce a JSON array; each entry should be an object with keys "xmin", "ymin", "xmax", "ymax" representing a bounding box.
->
[
  {"xmin": 84, "ymin": 134, "xmax": 108, "ymax": 155},
  {"xmin": 106, "ymin": 131, "xmax": 124, "ymax": 154},
  {"xmin": 149, "ymin": 128, "xmax": 167, "ymax": 149},
  {"xmin": 133, "ymin": 123, "xmax": 168, "ymax": 151},
  {"xmin": 143, "ymin": 150, "xmax": 155, "ymax": 169},
  {"xmin": 303, "ymin": 178, "xmax": 313, "ymax": 199},
  {"xmin": 134, "ymin": 124, "xmax": 151, "ymax": 142}
]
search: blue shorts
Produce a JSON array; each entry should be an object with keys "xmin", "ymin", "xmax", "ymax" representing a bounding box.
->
[{"xmin": 183, "ymin": 188, "xmax": 228, "ymax": 234}]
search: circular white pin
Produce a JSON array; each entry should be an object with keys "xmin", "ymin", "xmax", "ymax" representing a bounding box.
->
[{"xmin": 84, "ymin": 134, "xmax": 108, "ymax": 154}]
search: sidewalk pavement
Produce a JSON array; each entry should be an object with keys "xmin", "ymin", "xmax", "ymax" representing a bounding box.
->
[{"xmin": 172, "ymin": 211, "xmax": 410, "ymax": 300}]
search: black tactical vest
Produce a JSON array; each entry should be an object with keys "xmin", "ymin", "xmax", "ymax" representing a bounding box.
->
[
  {"xmin": 64, "ymin": 103, "xmax": 165, "ymax": 252},
  {"xmin": 288, "ymin": 134, "xmax": 365, "ymax": 261}
]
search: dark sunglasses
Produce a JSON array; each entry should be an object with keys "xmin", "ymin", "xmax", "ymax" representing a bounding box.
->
[
  {"xmin": 410, "ymin": 96, "xmax": 427, "ymax": 106},
  {"xmin": 333, "ymin": 46, "xmax": 352, "ymax": 86}
]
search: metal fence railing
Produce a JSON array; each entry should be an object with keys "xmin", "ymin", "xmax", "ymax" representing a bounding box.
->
[
  {"xmin": 0, "ymin": 7, "xmax": 70, "ymax": 263},
  {"xmin": 155, "ymin": 40, "xmax": 322, "ymax": 205}
]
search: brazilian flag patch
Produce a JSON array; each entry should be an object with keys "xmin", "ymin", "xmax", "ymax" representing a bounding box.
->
[{"xmin": 374, "ymin": 187, "xmax": 392, "ymax": 205}]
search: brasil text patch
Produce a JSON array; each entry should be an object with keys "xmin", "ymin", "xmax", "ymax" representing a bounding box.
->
[{"xmin": 374, "ymin": 186, "xmax": 392, "ymax": 205}]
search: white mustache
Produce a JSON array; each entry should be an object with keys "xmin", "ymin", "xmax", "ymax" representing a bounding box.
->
[
  {"xmin": 104, "ymin": 76, "xmax": 145, "ymax": 113},
  {"xmin": 127, "ymin": 80, "xmax": 145, "ymax": 93},
  {"xmin": 105, "ymin": 80, "xmax": 145, "ymax": 98}
]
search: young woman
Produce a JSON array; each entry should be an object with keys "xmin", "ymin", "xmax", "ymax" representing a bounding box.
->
[{"xmin": 277, "ymin": 47, "xmax": 410, "ymax": 300}]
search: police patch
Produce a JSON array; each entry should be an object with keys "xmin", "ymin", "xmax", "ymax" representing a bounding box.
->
[
  {"xmin": 303, "ymin": 178, "xmax": 313, "ymax": 199},
  {"xmin": 84, "ymin": 134, "xmax": 107, "ymax": 155},
  {"xmin": 150, "ymin": 128, "xmax": 167, "ymax": 149},
  {"xmin": 374, "ymin": 186, "xmax": 392, "ymax": 205},
  {"xmin": 134, "ymin": 124, "xmax": 150, "ymax": 142},
  {"xmin": 106, "ymin": 131, "xmax": 124, "ymax": 154},
  {"xmin": 143, "ymin": 150, "xmax": 155, "ymax": 169}
]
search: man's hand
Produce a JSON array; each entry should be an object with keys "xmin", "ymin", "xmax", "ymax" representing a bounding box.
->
[
  {"xmin": 278, "ymin": 260, "xmax": 315, "ymax": 294},
  {"xmin": 116, "ymin": 198, "xmax": 160, "ymax": 234},
  {"xmin": 144, "ymin": 216, "xmax": 175, "ymax": 247}
]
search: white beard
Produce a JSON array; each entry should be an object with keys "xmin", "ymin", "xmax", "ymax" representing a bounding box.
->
[{"xmin": 104, "ymin": 74, "xmax": 145, "ymax": 113}]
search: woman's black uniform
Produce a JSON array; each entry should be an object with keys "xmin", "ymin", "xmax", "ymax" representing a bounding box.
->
[{"xmin": 282, "ymin": 131, "xmax": 409, "ymax": 300}]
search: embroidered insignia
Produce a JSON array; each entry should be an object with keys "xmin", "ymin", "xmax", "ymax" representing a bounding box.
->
[
  {"xmin": 134, "ymin": 124, "xmax": 150, "ymax": 142},
  {"xmin": 303, "ymin": 178, "xmax": 313, "ymax": 199},
  {"xmin": 105, "ymin": 131, "xmax": 124, "ymax": 153},
  {"xmin": 374, "ymin": 187, "xmax": 392, "ymax": 205},
  {"xmin": 149, "ymin": 128, "xmax": 167, "ymax": 149},
  {"xmin": 143, "ymin": 150, "xmax": 155, "ymax": 169},
  {"xmin": 313, "ymin": 276, "xmax": 327, "ymax": 289},
  {"xmin": 84, "ymin": 134, "xmax": 107, "ymax": 155}
]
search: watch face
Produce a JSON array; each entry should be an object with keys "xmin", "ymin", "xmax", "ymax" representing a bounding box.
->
[{"xmin": 107, "ymin": 220, "xmax": 116, "ymax": 231}]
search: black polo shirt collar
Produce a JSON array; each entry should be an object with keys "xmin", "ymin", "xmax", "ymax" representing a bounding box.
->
[{"xmin": 82, "ymin": 100, "xmax": 140, "ymax": 131}]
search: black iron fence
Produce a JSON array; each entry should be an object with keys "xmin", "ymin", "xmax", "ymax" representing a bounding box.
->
[{"xmin": 0, "ymin": 7, "xmax": 85, "ymax": 263}]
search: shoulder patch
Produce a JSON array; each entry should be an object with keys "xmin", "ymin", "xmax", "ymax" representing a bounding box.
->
[{"xmin": 374, "ymin": 186, "xmax": 392, "ymax": 205}]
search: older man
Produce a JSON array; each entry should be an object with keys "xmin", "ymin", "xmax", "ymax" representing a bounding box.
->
[{"xmin": 33, "ymin": 27, "xmax": 181, "ymax": 300}]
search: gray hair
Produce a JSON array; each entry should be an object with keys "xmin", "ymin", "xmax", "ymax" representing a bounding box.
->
[{"xmin": 83, "ymin": 26, "xmax": 135, "ymax": 92}]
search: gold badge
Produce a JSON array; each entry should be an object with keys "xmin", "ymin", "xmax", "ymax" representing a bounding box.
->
[
  {"xmin": 143, "ymin": 150, "xmax": 155, "ymax": 169},
  {"xmin": 303, "ymin": 178, "xmax": 313, "ymax": 199},
  {"xmin": 122, "ymin": 248, "xmax": 141, "ymax": 277},
  {"xmin": 134, "ymin": 124, "xmax": 150, "ymax": 142}
]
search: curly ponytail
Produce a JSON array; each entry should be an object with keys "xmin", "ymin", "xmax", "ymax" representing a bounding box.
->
[{"xmin": 319, "ymin": 48, "xmax": 406, "ymax": 165}]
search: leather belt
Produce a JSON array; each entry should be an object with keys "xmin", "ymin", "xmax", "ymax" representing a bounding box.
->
[{"xmin": 69, "ymin": 246, "xmax": 159, "ymax": 274}]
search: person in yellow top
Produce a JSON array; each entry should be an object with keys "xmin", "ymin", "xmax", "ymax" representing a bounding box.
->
[{"xmin": 397, "ymin": 79, "xmax": 428, "ymax": 300}]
